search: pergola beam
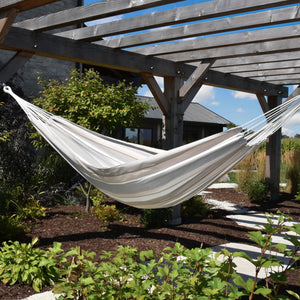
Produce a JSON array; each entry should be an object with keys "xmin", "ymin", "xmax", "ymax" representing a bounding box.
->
[
  {"xmin": 158, "ymin": 37, "xmax": 300, "ymax": 63},
  {"xmin": 132, "ymin": 24, "xmax": 300, "ymax": 56},
  {"xmin": 179, "ymin": 60, "xmax": 214, "ymax": 111},
  {"xmin": 140, "ymin": 72, "xmax": 168, "ymax": 115},
  {"xmin": 0, "ymin": 26, "xmax": 287, "ymax": 97},
  {"xmin": 0, "ymin": 7, "xmax": 19, "ymax": 43},
  {"xmin": 201, "ymin": 70, "xmax": 287, "ymax": 97},
  {"xmin": 212, "ymin": 60, "xmax": 300, "ymax": 74},
  {"xmin": 256, "ymin": 94, "xmax": 270, "ymax": 114},
  {"xmin": 0, "ymin": 0, "xmax": 60, "ymax": 12},
  {"xmin": 270, "ymin": 80, "xmax": 300, "ymax": 85},
  {"xmin": 233, "ymin": 68, "xmax": 300, "ymax": 78},
  {"xmin": 14, "ymin": 0, "xmax": 184, "ymax": 32},
  {"xmin": 54, "ymin": 0, "xmax": 299, "ymax": 42},
  {"xmin": 98, "ymin": 5, "xmax": 300, "ymax": 49},
  {"xmin": 212, "ymin": 52, "xmax": 300, "ymax": 68},
  {"xmin": 251, "ymin": 74, "xmax": 300, "ymax": 82}
]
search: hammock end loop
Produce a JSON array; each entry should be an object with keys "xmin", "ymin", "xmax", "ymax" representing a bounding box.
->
[{"xmin": 0, "ymin": 82, "xmax": 11, "ymax": 94}]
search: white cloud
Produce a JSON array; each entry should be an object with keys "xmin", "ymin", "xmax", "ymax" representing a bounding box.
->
[
  {"xmin": 211, "ymin": 101, "xmax": 219, "ymax": 106},
  {"xmin": 232, "ymin": 91, "xmax": 257, "ymax": 100},
  {"xmin": 285, "ymin": 112, "xmax": 300, "ymax": 127},
  {"xmin": 282, "ymin": 127, "xmax": 296, "ymax": 137},
  {"xmin": 236, "ymin": 107, "xmax": 245, "ymax": 113},
  {"xmin": 192, "ymin": 85, "xmax": 215, "ymax": 104}
]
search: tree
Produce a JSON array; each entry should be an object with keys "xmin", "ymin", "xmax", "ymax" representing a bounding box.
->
[{"xmin": 31, "ymin": 68, "xmax": 152, "ymax": 211}]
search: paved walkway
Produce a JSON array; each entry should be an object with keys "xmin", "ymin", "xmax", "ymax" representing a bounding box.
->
[
  {"xmin": 23, "ymin": 183, "xmax": 299, "ymax": 300},
  {"xmin": 206, "ymin": 198, "xmax": 298, "ymax": 281}
]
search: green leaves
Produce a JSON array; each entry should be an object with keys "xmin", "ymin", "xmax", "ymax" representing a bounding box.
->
[
  {"xmin": 0, "ymin": 238, "xmax": 62, "ymax": 292},
  {"xmin": 0, "ymin": 211, "xmax": 299, "ymax": 299},
  {"xmin": 32, "ymin": 69, "xmax": 151, "ymax": 146}
]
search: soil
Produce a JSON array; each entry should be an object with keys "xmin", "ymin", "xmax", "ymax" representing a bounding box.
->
[{"xmin": 0, "ymin": 188, "xmax": 300, "ymax": 299}]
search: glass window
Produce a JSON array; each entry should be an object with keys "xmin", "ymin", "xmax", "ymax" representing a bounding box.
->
[
  {"xmin": 125, "ymin": 128, "xmax": 138, "ymax": 143},
  {"xmin": 140, "ymin": 128, "xmax": 152, "ymax": 146},
  {"xmin": 125, "ymin": 128, "xmax": 152, "ymax": 146}
]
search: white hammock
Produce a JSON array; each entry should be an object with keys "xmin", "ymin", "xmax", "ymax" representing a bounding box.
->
[{"xmin": 3, "ymin": 85, "xmax": 300, "ymax": 208}]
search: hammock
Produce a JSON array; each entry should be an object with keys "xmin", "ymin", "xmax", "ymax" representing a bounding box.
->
[{"xmin": 3, "ymin": 85, "xmax": 300, "ymax": 209}]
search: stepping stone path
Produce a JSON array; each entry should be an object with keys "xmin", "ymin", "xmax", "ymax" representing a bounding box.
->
[{"xmin": 205, "ymin": 184, "xmax": 300, "ymax": 282}]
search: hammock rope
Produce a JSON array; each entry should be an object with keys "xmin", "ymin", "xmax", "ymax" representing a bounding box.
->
[{"xmin": 3, "ymin": 85, "xmax": 300, "ymax": 208}]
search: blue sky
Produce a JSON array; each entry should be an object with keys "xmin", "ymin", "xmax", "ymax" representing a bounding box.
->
[{"xmin": 84, "ymin": 0, "xmax": 300, "ymax": 137}]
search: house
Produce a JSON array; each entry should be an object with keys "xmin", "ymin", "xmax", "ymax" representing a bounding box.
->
[{"xmin": 124, "ymin": 96, "xmax": 231, "ymax": 148}]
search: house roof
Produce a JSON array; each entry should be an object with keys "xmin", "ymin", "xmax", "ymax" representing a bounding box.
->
[{"xmin": 138, "ymin": 96, "xmax": 230, "ymax": 126}]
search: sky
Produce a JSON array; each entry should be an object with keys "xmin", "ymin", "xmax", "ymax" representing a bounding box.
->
[{"xmin": 84, "ymin": 0, "xmax": 300, "ymax": 137}]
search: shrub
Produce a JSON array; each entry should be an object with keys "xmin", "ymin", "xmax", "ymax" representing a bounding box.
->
[
  {"xmin": 92, "ymin": 203, "xmax": 123, "ymax": 222},
  {"xmin": 141, "ymin": 208, "xmax": 171, "ymax": 228},
  {"xmin": 283, "ymin": 149, "xmax": 300, "ymax": 196},
  {"xmin": 0, "ymin": 215, "xmax": 27, "ymax": 242},
  {"xmin": 0, "ymin": 238, "xmax": 63, "ymax": 292},
  {"xmin": 16, "ymin": 197, "xmax": 46, "ymax": 221},
  {"xmin": 246, "ymin": 181, "xmax": 269, "ymax": 202},
  {"xmin": 181, "ymin": 195, "xmax": 210, "ymax": 218}
]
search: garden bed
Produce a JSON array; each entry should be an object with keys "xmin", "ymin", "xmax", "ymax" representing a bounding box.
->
[{"xmin": 0, "ymin": 188, "xmax": 299, "ymax": 299}]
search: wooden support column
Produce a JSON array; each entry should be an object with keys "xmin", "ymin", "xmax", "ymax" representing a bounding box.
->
[
  {"xmin": 163, "ymin": 76, "xmax": 184, "ymax": 225},
  {"xmin": 265, "ymin": 95, "xmax": 282, "ymax": 201},
  {"xmin": 141, "ymin": 61, "xmax": 212, "ymax": 225}
]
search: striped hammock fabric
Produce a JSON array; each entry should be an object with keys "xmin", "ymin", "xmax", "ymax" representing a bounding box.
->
[{"xmin": 3, "ymin": 85, "xmax": 300, "ymax": 208}]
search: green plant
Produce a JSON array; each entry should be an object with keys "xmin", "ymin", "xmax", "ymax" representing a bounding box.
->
[
  {"xmin": 16, "ymin": 197, "xmax": 46, "ymax": 221},
  {"xmin": 90, "ymin": 188, "xmax": 123, "ymax": 222},
  {"xmin": 92, "ymin": 203, "xmax": 123, "ymax": 222},
  {"xmin": 233, "ymin": 212, "xmax": 300, "ymax": 299},
  {"xmin": 181, "ymin": 195, "xmax": 210, "ymax": 218},
  {"xmin": 52, "ymin": 212, "xmax": 300, "ymax": 299},
  {"xmin": 141, "ymin": 208, "xmax": 171, "ymax": 228},
  {"xmin": 0, "ymin": 215, "xmax": 27, "ymax": 242},
  {"xmin": 284, "ymin": 150, "xmax": 300, "ymax": 196},
  {"xmin": 246, "ymin": 180, "xmax": 269, "ymax": 202},
  {"xmin": 0, "ymin": 238, "xmax": 63, "ymax": 292}
]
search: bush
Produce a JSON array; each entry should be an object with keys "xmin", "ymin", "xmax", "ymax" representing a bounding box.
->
[
  {"xmin": 181, "ymin": 195, "xmax": 210, "ymax": 218},
  {"xmin": 0, "ymin": 215, "xmax": 27, "ymax": 242},
  {"xmin": 0, "ymin": 238, "xmax": 63, "ymax": 292},
  {"xmin": 141, "ymin": 208, "xmax": 171, "ymax": 228},
  {"xmin": 92, "ymin": 203, "xmax": 123, "ymax": 222},
  {"xmin": 16, "ymin": 197, "xmax": 46, "ymax": 221},
  {"xmin": 283, "ymin": 149, "xmax": 300, "ymax": 196},
  {"xmin": 246, "ymin": 181, "xmax": 269, "ymax": 202}
]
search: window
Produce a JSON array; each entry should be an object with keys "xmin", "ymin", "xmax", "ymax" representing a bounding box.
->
[{"xmin": 125, "ymin": 128, "xmax": 152, "ymax": 146}]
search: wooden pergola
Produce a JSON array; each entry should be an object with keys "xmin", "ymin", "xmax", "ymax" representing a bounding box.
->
[{"xmin": 1, "ymin": 0, "xmax": 299, "ymax": 223}]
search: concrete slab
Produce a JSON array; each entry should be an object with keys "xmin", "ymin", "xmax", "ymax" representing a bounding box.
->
[{"xmin": 23, "ymin": 291, "xmax": 60, "ymax": 300}]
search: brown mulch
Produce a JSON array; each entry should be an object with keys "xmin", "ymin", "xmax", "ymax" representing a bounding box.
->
[{"xmin": 1, "ymin": 188, "xmax": 300, "ymax": 299}]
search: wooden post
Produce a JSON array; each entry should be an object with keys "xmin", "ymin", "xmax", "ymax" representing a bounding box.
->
[
  {"xmin": 265, "ymin": 95, "xmax": 282, "ymax": 201},
  {"xmin": 142, "ymin": 62, "xmax": 213, "ymax": 225},
  {"xmin": 163, "ymin": 76, "xmax": 184, "ymax": 225}
]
